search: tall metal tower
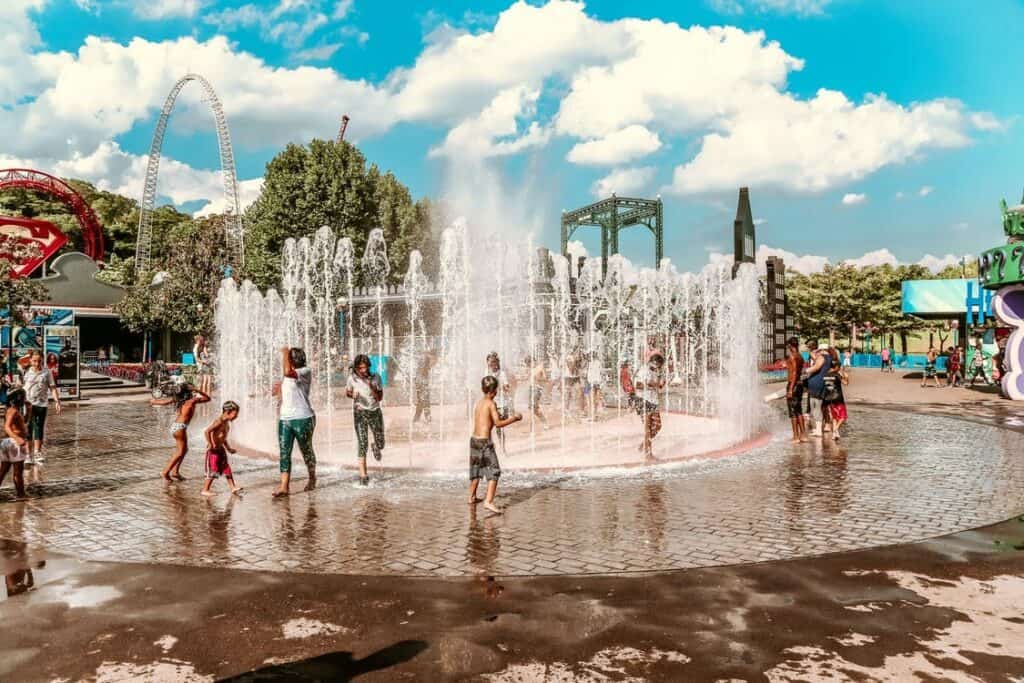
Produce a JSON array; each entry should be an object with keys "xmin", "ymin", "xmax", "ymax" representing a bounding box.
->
[
  {"xmin": 135, "ymin": 74, "xmax": 244, "ymax": 272},
  {"xmin": 336, "ymin": 115, "xmax": 350, "ymax": 143},
  {"xmin": 560, "ymin": 195, "xmax": 663, "ymax": 275}
]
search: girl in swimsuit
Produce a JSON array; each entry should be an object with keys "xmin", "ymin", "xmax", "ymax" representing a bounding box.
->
[{"xmin": 154, "ymin": 383, "xmax": 211, "ymax": 481}]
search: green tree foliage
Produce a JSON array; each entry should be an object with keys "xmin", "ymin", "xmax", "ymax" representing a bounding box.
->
[
  {"xmin": 0, "ymin": 238, "xmax": 47, "ymax": 324},
  {"xmin": 116, "ymin": 216, "xmax": 232, "ymax": 335},
  {"xmin": 243, "ymin": 139, "xmax": 436, "ymax": 290}
]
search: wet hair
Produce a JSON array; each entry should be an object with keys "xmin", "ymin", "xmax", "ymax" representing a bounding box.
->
[
  {"xmin": 481, "ymin": 375, "xmax": 499, "ymax": 395},
  {"xmin": 289, "ymin": 347, "xmax": 307, "ymax": 369},
  {"xmin": 486, "ymin": 351, "xmax": 500, "ymax": 366},
  {"xmin": 649, "ymin": 353, "xmax": 665, "ymax": 366},
  {"xmin": 173, "ymin": 382, "xmax": 194, "ymax": 407},
  {"xmin": 352, "ymin": 354, "xmax": 371, "ymax": 372},
  {"xmin": 5, "ymin": 388, "xmax": 25, "ymax": 408},
  {"xmin": 222, "ymin": 400, "xmax": 239, "ymax": 414}
]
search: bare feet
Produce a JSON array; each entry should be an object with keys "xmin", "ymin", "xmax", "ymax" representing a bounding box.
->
[
  {"xmin": 483, "ymin": 501, "xmax": 502, "ymax": 514},
  {"xmin": 161, "ymin": 472, "xmax": 173, "ymax": 481},
  {"xmin": 303, "ymin": 477, "xmax": 317, "ymax": 492},
  {"xmin": 201, "ymin": 490, "xmax": 215, "ymax": 497},
  {"xmin": 790, "ymin": 438, "xmax": 801, "ymax": 444},
  {"xmin": 231, "ymin": 487, "xmax": 244, "ymax": 495},
  {"xmin": 173, "ymin": 473, "xmax": 186, "ymax": 481},
  {"xmin": 468, "ymin": 497, "xmax": 484, "ymax": 505},
  {"xmin": 272, "ymin": 488, "xmax": 289, "ymax": 498}
]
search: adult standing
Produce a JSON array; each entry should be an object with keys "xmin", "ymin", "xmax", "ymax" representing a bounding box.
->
[
  {"xmin": 194, "ymin": 334, "xmax": 213, "ymax": 395},
  {"xmin": 21, "ymin": 351, "xmax": 60, "ymax": 464},
  {"xmin": 968, "ymin": 341, "xmax": 990, "ymax": 386},
  {"xmin": 273, "ymin": 347, "xmax": 316, "ymax": 498},
  {"xmin": 345, "ymin": 354, "xmax": 385, "ymax": 486},
  {"xmin": 804, "ymin": 340, "xmax": 831, "ymax": 438}
]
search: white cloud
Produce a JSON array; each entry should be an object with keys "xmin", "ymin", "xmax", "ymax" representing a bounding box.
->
[
  {"xmin": 841, "ymin": 192, "xmax": 867, "ymax": 206},
  {"xmin": 429, "ymin": 86, "xmax": 550, "ymax": 160},
  {"xmin": 332, "ymin": 0, "xmax": 354, "ymax": 19},
  {"xmin": 669, "ymin": 90, "xmax": 988, "ymax": 195},
  {"xmin": 134, "ymin": 0, "xmax": 205, "ymax": 20},
  {"xmin": 918, "ymin": 185, "xmax": 933, "ymax": 197},
  {"xmin": 591, "ymin": 166, "xmax": 656, "ymax": 198},
  {"xmin": 566, "ymin": 125, "xmax": 662, "ymax": 165},
  {"xmin": 917, "ymin": 253, "xmax": 968, "ymax": 273},
  {"xmin": 756, "ymin": 245, "xmax": 830, "ymax": 275},
  {"xmin": 710, "ymin": 0, "xmax": 832, "ymax": 15},
  {"xmin": 294, "ymin": 44, "xmax": 342, "ymax": 62},
  {"xmin": 843, "ymin": 248, "xmax": 898, "ymax": 269}
]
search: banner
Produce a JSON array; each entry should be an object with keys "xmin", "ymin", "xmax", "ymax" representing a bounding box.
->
[{"xmin": 45, "ymin": 326, "xmax": 80, "ymax": 400}]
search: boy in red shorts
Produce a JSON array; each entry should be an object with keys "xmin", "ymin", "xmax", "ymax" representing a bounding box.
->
[{"xmin": 201, "ymin": 401, "xmax": 242, "ymax": 496}]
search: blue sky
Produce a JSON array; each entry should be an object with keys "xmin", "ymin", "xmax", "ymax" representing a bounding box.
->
[{"xmin": 3, "ymin": 0, "xmax": 1023, "ymax": 274}]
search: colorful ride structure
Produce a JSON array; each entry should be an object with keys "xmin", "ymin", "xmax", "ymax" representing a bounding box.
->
[{"xmin": 979, "ymin": 192, "xmax": 1024, "ymax": 399}]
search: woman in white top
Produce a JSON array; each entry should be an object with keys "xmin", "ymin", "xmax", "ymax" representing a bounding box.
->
[
  {"xmin": 273, "ymin": 347, "xmax": 316, "ymax": 498},
  {"xmin": 22, "ymin": 351, "xmax": 61, "ymax": 464},
  {"xmin": 194, "ymin": 335, "xmax": 213, "ymax": 395},
  {"xmin": 345, "ymin": 354, "xmax": 384, "ymax": 486}
]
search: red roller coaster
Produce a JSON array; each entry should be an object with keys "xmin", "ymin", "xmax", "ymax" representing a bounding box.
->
[{"xmin": 0, "ymin": 168, "xmax": 105, "ymax": 263}]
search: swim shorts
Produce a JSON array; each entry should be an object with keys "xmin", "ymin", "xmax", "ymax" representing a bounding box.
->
[{"xmin": 469, "ymin": 437, "xmax": 501, "ymax": 481}]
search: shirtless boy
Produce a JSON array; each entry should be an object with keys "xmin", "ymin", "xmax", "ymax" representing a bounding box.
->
[
  {"xmin": 157, "ymin": 383, "xmax": 211, "ymax": 480},
  {"xmin": 201, "ymin": 401, "xmax": 242, "ymax": 496},
  {"xmin": 469, "ymin": 375, "xmax": 523, "ymax": 514}
]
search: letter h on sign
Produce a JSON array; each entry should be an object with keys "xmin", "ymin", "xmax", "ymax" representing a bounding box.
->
[{"xmin": 965, "ymin": 280, "xmax": 993, "ymax": 325}]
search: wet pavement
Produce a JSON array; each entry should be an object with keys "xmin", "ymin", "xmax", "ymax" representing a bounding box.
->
[{"xmin": 1, "ymin": 396, "xmax": 1023, "ymax": 578}]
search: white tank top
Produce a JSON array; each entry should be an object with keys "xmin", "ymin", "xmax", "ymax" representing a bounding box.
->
[{"xmin": 280, "ymin": 367, "xmax": 314, "ymax": 420}]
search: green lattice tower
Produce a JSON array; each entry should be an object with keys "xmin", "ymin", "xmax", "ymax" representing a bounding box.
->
[{"xmin": 561, "ymin": 195, "xmax": 663, "ymax": 276}]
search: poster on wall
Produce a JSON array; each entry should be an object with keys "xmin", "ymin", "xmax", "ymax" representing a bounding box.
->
[
  {"xmin": 44, "ymin": 326, "xmax": 79, "ymax": 400},
  {"xmin": 0, "ymin": 325, "xmax": 44, "ymax": 372}
]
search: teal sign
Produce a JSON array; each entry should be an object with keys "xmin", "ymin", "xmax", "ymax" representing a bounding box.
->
[{"xmin": 901, "ymin": 279, "xmax": 993, "ymax": 323}]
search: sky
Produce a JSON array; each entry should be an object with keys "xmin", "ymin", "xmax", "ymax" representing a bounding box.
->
[{"xmin": 2, "ymin": 0, "xmax": 1022, "ymax": 275}]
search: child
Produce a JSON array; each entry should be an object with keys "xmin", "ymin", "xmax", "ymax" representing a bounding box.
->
[
  {"xmin": 0, "ymin": 389, "xmax": 29, "ymax": 499},
  {"xmin": 485, "ymin": 352, "xmax": 513, "ymax": 454},
  {"xmin": 619, "ymin": 357, "xmax": 637, "ymax": 410},
  {"xmin": 526, "ymin": 355, "xmax": 548, "ymax": 429},
  {"xmin": 156, "ymin": 383, "xmax": 211, "ymax": 481},
  {"xmin": 585, "ymin": 352, "xmax": 604, "ymax": 420},
  {"xmin": 201, "ymin": 401, "xmax": 242, "ymax": 496},
  {"xmin": 634, "ymin": 354, "xmax": 666, "ymax": 459},
  {"xmin": 345, "ymin": 353, "xmax": 383, "ymax": 486},
  {"xmin": 470, "ymin": 375, "xmax": 522, "ymax": 514}
]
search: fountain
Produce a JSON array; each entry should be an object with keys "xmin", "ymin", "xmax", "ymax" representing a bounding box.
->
[{"xmin": 215, "ymin": 222, "xmax": 764, "ymax": 472}]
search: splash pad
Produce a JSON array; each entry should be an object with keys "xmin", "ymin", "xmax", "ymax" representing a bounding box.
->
[{"xmin": 216, "ymin": 222, "xmax": 764, "ymax": 472}]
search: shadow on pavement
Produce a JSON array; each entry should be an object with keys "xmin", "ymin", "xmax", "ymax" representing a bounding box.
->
[{"xmin": 221, "ymin": 639, "xmax": 429, "ymax": 682}]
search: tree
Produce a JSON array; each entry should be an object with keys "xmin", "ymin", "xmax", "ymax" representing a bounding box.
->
[
  {"xmin": 0, "ymin": 238, "xmax": 47, "ymax": 324},
  {"xmin": 242, "ymin": 139, "xmax": 434, "ymax": 290}
]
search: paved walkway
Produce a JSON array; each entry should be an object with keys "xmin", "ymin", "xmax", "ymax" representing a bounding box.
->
[{"xmin": 1, "ymin": 391, "xmax": 1023, "ymax": 577}]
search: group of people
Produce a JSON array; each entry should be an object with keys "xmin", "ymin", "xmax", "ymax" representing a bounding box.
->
[
  {"xmin": 153, "ymin": 344, "xmax": 670, "ymax": 512},
  {"xmin": 0, "ymin": 351, "xmax": 63, "ymax": 499},
  {"xmin": 785, "ymin": 338, "xmax": 849, "ymax": 444},
  {"xmin": 922, "ymin": 342, "xmax": 1001, "ymax": 389}
]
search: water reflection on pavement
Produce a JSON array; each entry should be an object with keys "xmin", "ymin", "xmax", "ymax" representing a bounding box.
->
[{"xmin": 0, "ymin": 402, "xmax": 1022, "ymax": 577}]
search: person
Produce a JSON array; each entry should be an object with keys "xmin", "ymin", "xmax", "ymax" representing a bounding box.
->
[
  {"xmin": 842, "ymin": 348, "xmax": 852, "ymax": 372},
  {"xmin": 21, "ymin": 350, "xmax": 61, "ymax": 465},
  {"xmin": 97, "ymin": 347, "xmax": 107, "ymax": 368},
  {"xmin": 634, "ymin": 354, "xmax": 666, "ymax": 459},
  {"xmin": 201, "ymin": 401, "xmax": 242, "ymax": 496},
  {"xmin": 469, "ymin": 375, "xmax": 522, "ymax": 515},
  {"xmin": 345, "ymin": 353, "xmax": 383, "ymax": 486},
  {"xmin": 525, "ymin": 355, "xmax": 548, "ymax": 428},
  {"xmin": 825, "ymin": 347, "xmax": 848, "ymax": 441},
  {"xmin": 0, "ymin": 388, "xmax": 29, "ymax": 499},
  {"xmin": 968, "ymin": 342, "xmax": 990, "ymax": 386},
  {"xmin": 619, "ymin": 357, "xmax": 637, "ymax": 410},
  {"xmin": 412, "ymin": 349, "xmax": 435, "ymax": 425},
  {"xmin": 194, "ymin": 335, "xmax": 213, "ymax": 395},
  {"xmin": 274, "ymin": 347, "xmax": 317, "ymax": 497},
  {"xmin": 946, "ymin": 346, "xmax": 962, "ymax": 388},
  {"xmin": 563, "ymin": 350, "xmax": 585, "ymax": 417},
  {"xmin": 785, "ymin": 338, "xmax": 807, "ymax": 443},
  {"xmin": 485, "ymin": 352, "xmax": 513, "ymax": 453},
  {"xmin": 586, "ymin": 352, "xmax": 604, "ymax": 419},
  {"xmin": 880, "ymin": 346, "xmax": 891, "ymax": 372},
  {"xmin": 156, "ymin": 383, "xmax": 210, "ymax": 480},
  {"xmin": 804, "ymin": 340, "xmax": 831, "ymax": 438},
  {"xmin": 921, "ymin": 347, "xmax": 943, "ymax": 388}
]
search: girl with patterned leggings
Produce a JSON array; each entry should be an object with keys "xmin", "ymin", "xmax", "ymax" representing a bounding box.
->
[
  {"xmin": 273, "ymin": 347, "xmax": 316, "ymax": 498},
  {"xmin": 345, "ymin": 354, "xmax": 385, "ymax": 486}
]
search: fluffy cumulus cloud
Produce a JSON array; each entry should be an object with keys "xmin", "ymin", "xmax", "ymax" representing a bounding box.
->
[
  {"xmin": 0, "ymin": 0, "xmax": 1000, "ymax": 221},
  {"xmin": 567, "ymin": 125, "xmax": 662, "ymax": 165},
  {"xmin": 706, "ymin": 244, "xmax": 967, "ymax": 275},
  {"xmin": 841, "ymin": 192, "xmax": 867, "ymax": 206},
  {"xmin": 590, "ymin": 166, "xmax": 656, "ymax": 197}
]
